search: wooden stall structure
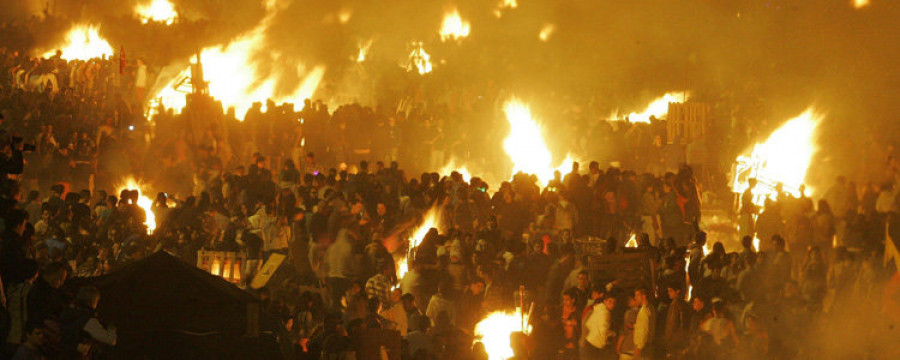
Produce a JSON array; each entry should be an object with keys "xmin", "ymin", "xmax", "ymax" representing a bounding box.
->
[
  {"xmin": 197, "ymin": 250, "xmax": 247, "ymax": 284},
  {"xmin": 667, "ymin": 102, "xmax": 710, "ymax": 144},
  {"xmin": 587, "ymin": 252, "xmax": 657, "ymax": 291}
]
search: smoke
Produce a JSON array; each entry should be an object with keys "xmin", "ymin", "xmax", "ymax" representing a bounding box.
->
[{"xmin": 4, "ymin": 0, "xmax": 900, "ymax": 184}]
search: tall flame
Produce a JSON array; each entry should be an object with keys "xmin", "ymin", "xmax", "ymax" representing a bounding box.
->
[
  {"xmin": 612, "ymin": 92, "xmax": 689, "ymax": 123},
  {"xmin": 43, "ymin": 25, "xmax": 113, "ymax": 60},
  {"xmin": 440, "ymin": 9, "xmax": 471, "ymax": 42},
  {"xmin": 502, "ymin": 99, "xmax": 574, "ymax": 185},
  {"xmin": 408, "ymin": 42, "xmax": 433, "ymax": 75},
  {"xmin": 731, "ymin": 108, "xmax": 822, "ymax": 206},
  {"xmin": 396, "ymin": 206, "xmax": 442, "ymax": 281},
  {"xmin": 135, "ymin": 0, "xmax": 178, "ymax": 25},
  {"xmin": 474, "ymin": 309, "xmax": 531, "ymax": 360},
  {"xmin": 117, "ymin": 178, "xmax": 157, "ymax": 233}
]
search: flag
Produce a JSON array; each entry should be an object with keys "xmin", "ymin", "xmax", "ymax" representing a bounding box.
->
[
  {"xmin": 885, "ymin": 220, "xmax": 900, "ymax": 273},
  {"xmin": 119, "ymin": 46, "xmax": 126, "ymax": 75}
]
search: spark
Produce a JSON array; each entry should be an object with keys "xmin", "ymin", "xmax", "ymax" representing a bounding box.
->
[{"xmin": 539, "ymin": 24, "xmax": 555, "ymax": 42}]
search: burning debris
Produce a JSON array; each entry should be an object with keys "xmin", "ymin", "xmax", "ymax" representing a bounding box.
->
[
  {"xmin": 439, "ymin": 9, "xmax": 471, "ymax": 42},
  {"xmin": 135, "ymin": 0, "xmax": 178, "ymax": 25},
  {"xmin": 41, "ymin": 25, "xmax": 113, "ymax": 60},
  {"xmin": 731, "ymin": 108, "xmax": 822, "ymax": 207}
]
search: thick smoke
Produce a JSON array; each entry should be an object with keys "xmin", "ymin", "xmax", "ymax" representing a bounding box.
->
[{"xmin": 3, "ymin": 0, "xmax": 899, "ymax": 185}]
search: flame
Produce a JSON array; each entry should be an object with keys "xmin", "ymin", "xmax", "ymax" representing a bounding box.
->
[
  {"xmin": 356, "ymin": 39, "xmax": 373, "ymax": 62},
  {"xmin": 440, "ymin": 9, "xmax": 471, "ymax": 42},
  {"xmin": 474, "ymin": 309, "xmax": 531, "ymax": 360},
  {"xmin": 117, "ymin": 178, "xmax": 157, "ymax": 233},
  {"xmin": 854, "ymin": 0, "xmax": 870, "ymax": 9},
  {"xmin": 408, "ymin": 42, "xmax": 433, "ymax": 75},
  {"xmin": 42, "ymin": 25, "xmax": 113, "ymax": 61},
  {"xmin": 539, "ymin": 24, "xmax": 555, "ymax": 42},
  {"xmin": 612, "ymin": 92, "xmax": 689, "ymax": 123},
  {"xmin": 145, "ymin": 1, "xmax": 325, "ymax": 119},
  {"xmin": 625, "ymin": 233, "xmax": 638, "ymax": 248},
  {"xmin": 135, "ymin": 0, "xmax": 178, "ymax": 25},
  {"xmin": 439, "ymin": 159, "xmax": 472, "ymax": 183},
  {"xmin": 502, "ymin": 98, "xmax": 574, "ymax": 185},
  {"xmin": 752, "ymin": 236, "xmax": 760, "ymax": 252},
  {"xmin": 147, "ymin": 67, "xmax": 190, "ymax": 119},
  {"xmin": 731, "ymin": 108, "xmax": 822, "ymax": 207},
  {"xmin": 396, "ymin": 206, "xmax": 442, "ymax": 280}
]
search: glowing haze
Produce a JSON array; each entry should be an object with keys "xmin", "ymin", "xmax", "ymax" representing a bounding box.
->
[{"xmin": 42, "ymin": 25, "xmax": 113, "ymax": 60}]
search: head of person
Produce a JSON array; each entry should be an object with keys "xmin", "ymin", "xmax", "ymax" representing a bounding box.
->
[
  {"xmin": 603, "ymin": 294, "xmax": 617, "ymax": 310},
  {"xmin": 21, "ymin": 321, "xmax": 46, "ymax": 347},
  {"xmin": 562, "ymin": 289, "xmax": 577, "ymax": 307},
  {"xmin": 469, "ymin": 278, "xmax": 485, "ymax": 295},
  {"xmin": 741, "ymin": 235, "xmax": 754, "ymax": 251},
  {"xmin": 667, "ymin": 284, "xmax": 683, "ymax": 301},
  {"xmin": 401, "ymin": 293, "xmax": 417, "ymax": 312},
  {"xmin": 41, "ymin": 262, "xmax": 68, "ymax": 288},
  {"xmin": 75, "ymin": 286, "xmax": 101, "ymax": 310},
  {"xmin": 692, "ymin": 296, "xmax": 707, "ymax": 312},
  {"xmin": 577, "ymin": 271, "xmax": 590, "ymax": 289},
  {"xmin": 772, "ymin": 235, "xmax": 786, "ymax": 252},
  {"xmin": 635, "ymin": 287, "xmax": 651, "ymax": 305}
]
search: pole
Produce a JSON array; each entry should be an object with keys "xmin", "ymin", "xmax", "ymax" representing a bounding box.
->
[{"xmin": 519, "ymin": 285, "xmax": 525, "ymax": 331}]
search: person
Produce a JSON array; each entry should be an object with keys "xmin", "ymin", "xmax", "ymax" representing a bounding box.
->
[
  {"xmin": 700, "ymin": 301, "xmax": 738, "ymax": 357},
  {"xmin": 765, "ymin": 235, "xmax": 792, "ymax": 293},
  {"xmin": 800, "ymin": 246, "xmax": 827, "ymax": 308},
  {"xmin": 739, "ymin": 179, "xmax": 759, "ymax": 240},
  {"xmin": 6, "ymin": 260, "xmax": 39, "ymax": 346},
  {"xmin": 457, "ymin": 278, "xmax": 485, "ymax": 331},
  {"xmin": 27, "ymin": 262, "xmax": 69, "ymax": 326},
  {"xmin": 365, "ymin": 265, "xmax": 394, "ymax": 308},
  {"xmin": 632, "ymin": 287, "xmax": 655, "ymax": 359},
  {"xmin": 60, "ymin": 286, "xmax": 117, "ymax": 356},
  {"xmin": 663, "ymin": 284, "xmax": 689, "ymax": 357},
  {"xmin": 425, "ymin": 282, "xmax": 456, "ymax": 327},
  {"xmin": 11, "ymin": 322, "xmax": 46, "ymax": 360},
  {"xmin": 616, "ymin": 293, "xmax": 639, "ymax": 360},
  {"xmin": 581, "ymin": 294, "xmax": 616, "ymax": 359}
]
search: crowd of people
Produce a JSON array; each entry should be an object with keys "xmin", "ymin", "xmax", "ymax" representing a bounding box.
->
[{"xmin": 0, "ymin": 49, "xmax": 899, "ymax": 360}]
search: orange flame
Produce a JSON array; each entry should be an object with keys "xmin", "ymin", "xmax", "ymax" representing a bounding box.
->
[{"xmin": 42, "ymin": 25, "xmax": 113, "ymax": 61}]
